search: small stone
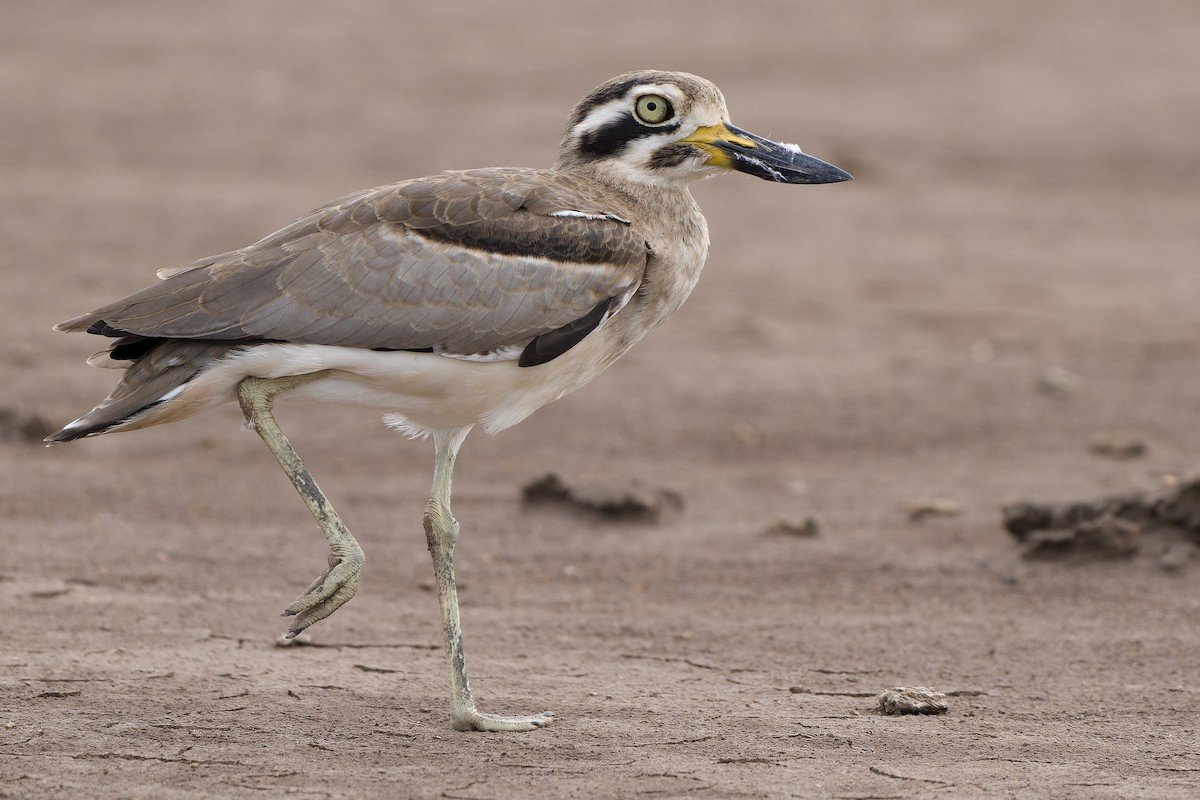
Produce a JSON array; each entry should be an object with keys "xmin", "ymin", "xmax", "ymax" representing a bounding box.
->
[
  {"xmin": 878, "ymin": 686, "xmax": 949, "ymax": 715},
  {"xmin": 902, "ymin": 498, "xmax": 962, "ymax": 522},
  {"xmin": 1036, "ymin": 366, "xmax": 1084, "ymax": 396},
  {"xmin": 1088, "ymin": 431, "xmax": 1148, "ymax": 460},
  {"xmin": 764, "ymin": 517, "xmax": 821, "ymax": 538}
]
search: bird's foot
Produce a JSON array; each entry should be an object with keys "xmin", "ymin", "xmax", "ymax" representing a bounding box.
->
[
  {"xmin": 282, "ymin": 549, "xmax": 364, "ymax": 637},
  {"xmin": 452, "ymin": 708, "xmax": 554, "ymax": 733}
]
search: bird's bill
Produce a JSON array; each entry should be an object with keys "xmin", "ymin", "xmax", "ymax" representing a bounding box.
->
[{"xmin": 682, "ymin": 123, "xmax": 852, "ymax": 184}]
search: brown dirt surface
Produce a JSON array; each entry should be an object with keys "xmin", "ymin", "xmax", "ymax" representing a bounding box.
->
[{"xmin": 4, "ymin": 2, "xmax": 1199, "ymax": 798}]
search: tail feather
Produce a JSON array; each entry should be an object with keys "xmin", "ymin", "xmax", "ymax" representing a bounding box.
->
[{"xmin": 46, "ymin": 340, "xmax": 239, "ymax": 443}]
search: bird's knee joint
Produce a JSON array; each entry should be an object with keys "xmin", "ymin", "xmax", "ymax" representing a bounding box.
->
[
  {"xmin": 236, "ymin": 376, "xmax": 278, "ymax": 418},
  {"xmin": 331, "ymin": 547, "xmax": 365, "ymax": 570},
  {"xmin": 423, "ymin": 505, "xmax": 458, "ymax": 546}
]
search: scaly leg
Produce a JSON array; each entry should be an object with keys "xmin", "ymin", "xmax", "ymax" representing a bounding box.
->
[
  {"xmin": 237, "ymin": 373, "xmax": 365, "ymax": 638},
  {"xmin": 425, "ymin": 426, "xmax": 553, "ymax": 732}
]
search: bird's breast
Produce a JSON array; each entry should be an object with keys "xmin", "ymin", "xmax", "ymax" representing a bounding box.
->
[{"xmin": 627, "ymin": 191, "xmax": 710, "ymax": 334}]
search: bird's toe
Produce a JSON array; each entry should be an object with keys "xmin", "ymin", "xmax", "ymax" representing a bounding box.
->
[{"xmin": 281, "ymin": 552, "xmax": 363, "ymax": 636}]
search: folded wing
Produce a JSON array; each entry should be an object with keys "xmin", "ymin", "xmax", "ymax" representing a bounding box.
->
[{"xmin": 59, "ymin": 168, "xmax": 647, "ymax": 361}]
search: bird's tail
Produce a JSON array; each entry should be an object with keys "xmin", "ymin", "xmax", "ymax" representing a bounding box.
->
[{"xmin": 46, "ymin": 339, "xmax": 240, "ymax": 443}]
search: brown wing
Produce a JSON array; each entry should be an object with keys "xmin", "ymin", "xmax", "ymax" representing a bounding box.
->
[{"xmin": 58, "ymin": 168, "xmax": 647, "ymax": 356}]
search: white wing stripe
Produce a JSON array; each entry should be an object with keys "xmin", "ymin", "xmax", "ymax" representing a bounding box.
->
[{"xmin": 549, "ymin": 210, "xmax": 631, "ymax": 224}]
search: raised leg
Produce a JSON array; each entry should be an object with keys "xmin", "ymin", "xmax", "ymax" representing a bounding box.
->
[
  {"xmin": 425, "ymin": 426, "xmax": 553, "ymax": 732},
  {"xmin": 237, "ymin": 373, "xmax": 365, "ymax": 638}
]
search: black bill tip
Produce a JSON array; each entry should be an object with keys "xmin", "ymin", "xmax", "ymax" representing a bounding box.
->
[{"xmin": 714, "ymin": 124, "xmax": 852, "ymax": 185}]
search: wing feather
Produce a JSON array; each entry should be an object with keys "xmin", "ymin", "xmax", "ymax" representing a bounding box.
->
[{"xmin": 60, "ymin": 169, "xmax": 647, "ymax": 359}]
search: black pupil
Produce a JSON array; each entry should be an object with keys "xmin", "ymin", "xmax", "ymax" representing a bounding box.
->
[{"xmin": 647, "ymin": 101, "xmax": 658, "ymax": 111}]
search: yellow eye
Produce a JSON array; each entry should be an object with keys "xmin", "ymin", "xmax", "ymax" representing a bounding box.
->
[{"xmin": 634, "ymin": 94, "xmax": 674, "ymax": 125}]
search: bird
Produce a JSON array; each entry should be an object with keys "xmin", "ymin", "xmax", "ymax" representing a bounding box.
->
[{"xmin": 46, "ymin": 70, "xmax": 851, "ymax": 732}]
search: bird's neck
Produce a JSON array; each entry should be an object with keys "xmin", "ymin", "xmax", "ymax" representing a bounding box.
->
[{"xmin": 551, "ymin": 163, "xmax": 711, "ymax": 333}]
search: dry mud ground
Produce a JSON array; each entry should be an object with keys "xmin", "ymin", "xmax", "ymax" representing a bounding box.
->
[{"xmin": 2, "ymin": 2, "xmax": 1199, "ymax": 798}]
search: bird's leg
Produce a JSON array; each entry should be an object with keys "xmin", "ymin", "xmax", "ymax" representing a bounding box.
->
[
  {"xmin": 425, "ymin": 427, "xmax": 553, "ymax": 732},
  {"xmin": 236, "ymin": 372, "xmax": 365, "ymax": 638}
]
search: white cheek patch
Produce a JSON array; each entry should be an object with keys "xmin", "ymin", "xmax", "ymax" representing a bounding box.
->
[
  {"xmin": 621, "ymin": 136, "xmax": 710, "ymax": 185},
  {"xmin": 624, "ymin": 135, "xmax": 670, "ymax": 163},
  {"xmin": 572, "ymin": 103, "xmax": 630, "ymax": 137}
]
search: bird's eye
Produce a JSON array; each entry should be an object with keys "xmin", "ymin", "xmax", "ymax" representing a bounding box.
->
[{"xmin": 634, "ymin": 94, "xmax": 674, "ymax": 125}]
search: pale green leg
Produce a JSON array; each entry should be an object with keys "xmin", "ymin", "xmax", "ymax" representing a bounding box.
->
[
  {"xmin": 426, "ymin": 426, "xmax": 553, "ymax": 732},
  {"xmin": 236, "ymin": 373, "xmax": 364, "ymax": 638}
]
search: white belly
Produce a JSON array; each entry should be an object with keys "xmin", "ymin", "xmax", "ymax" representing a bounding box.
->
[{"xmin": 183, "ymin": 323, "xmax": 628, "ymax": 438}]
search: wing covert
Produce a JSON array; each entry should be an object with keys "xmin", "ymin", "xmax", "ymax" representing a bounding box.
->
[{"xmin": 58, "ymin": 169, "xmax": 648, "ymax": 358}]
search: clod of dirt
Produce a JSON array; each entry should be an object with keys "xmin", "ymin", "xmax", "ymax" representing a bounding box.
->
[
  {"xmin": 1036, "ymin": 365, "xmax": 1084, "ymax": 396},
  {"xmin": 1013, "ymin": 513, "xmax": 1142, "ymax": 559},
  {"xmin": 1003, "ymin": 470, "xmax": 1200, "ymax": 565},
  {"xmin": 878, "ymin": 686, "xmax": 949, "ymax": 715},
  {"xmin": 0, "ymin": 408, "xmax": 55, "ymax": 445},
  {"xmin": 764, "ymin": 517, "xmax": 821, "ymax": 537},
  {"xmin": 902, "ymin": 497, "xmax": 962, "ymax": 522},
  {"xmin": 521, "ymin": 472, "xmax": 683, "ymax": 523},
  {"xmin": 1088, "ymin": 430, "xmax": 1148, "ymax": 459}
]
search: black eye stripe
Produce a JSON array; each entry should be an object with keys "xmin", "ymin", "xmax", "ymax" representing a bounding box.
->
[
  {"xmin": 577, "ymin": 116, "xmax": 681, "ymax": 160},
  {"xmin": 568, "ymin": 78, "xmax": 647, "ymax": 128}
]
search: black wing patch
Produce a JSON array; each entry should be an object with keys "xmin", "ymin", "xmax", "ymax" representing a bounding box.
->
[{"xmin": 518, "ymin": 298, "xmax": 612, "ymax": 367}]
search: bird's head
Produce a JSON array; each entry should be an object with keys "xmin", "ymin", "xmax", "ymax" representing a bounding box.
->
[{"xmin": 556, "ymin": 70, "xmax": 852, "ymax": 189}]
